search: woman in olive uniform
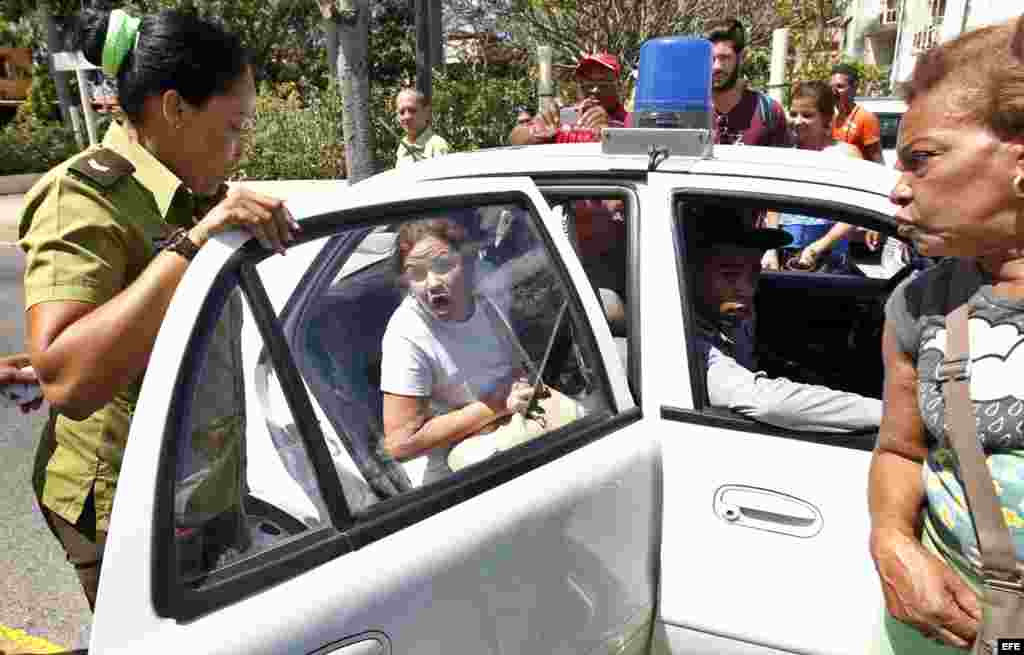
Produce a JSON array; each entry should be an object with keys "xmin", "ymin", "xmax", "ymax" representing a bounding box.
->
[{"xmin": 18, "ymin": 8, "xmax": 298, "ymax": 610}]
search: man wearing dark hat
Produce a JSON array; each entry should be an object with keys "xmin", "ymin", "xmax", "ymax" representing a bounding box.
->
[
  {"xmin": 693, "ymin": 206, "xmax": 881, "ymax": 432},
  {"xmin": 510, "ymin": 52, "xmax": 630, "ymax": 146}
]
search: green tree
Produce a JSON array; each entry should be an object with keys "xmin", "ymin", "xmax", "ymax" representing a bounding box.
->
[{"xmin": 320, "ymin": 0, "xmax": 375, "ymax": 183}]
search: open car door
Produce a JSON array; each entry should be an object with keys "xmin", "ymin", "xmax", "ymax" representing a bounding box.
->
[
  {"xmin": 89, "ymin": 178, "xmax": 659, "ymax": 655},
  {"xmin": 645, "ymin": 171, "xmax": 895, "ymax": 654}
]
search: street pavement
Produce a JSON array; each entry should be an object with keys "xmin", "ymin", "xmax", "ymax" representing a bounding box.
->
[{"xmin": 0, "ymin": 194, "xmax": 91, "ymax": 652}]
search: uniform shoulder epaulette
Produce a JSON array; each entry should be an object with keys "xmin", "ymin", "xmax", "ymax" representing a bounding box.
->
[{"xmin": 68, "ymin": 148, "xmax": 135, "ymax": 188}]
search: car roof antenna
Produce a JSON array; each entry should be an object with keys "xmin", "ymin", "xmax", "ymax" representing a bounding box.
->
[{"xmin": 648, "ymin": 144, "xmax": 670, "ymax": 171}]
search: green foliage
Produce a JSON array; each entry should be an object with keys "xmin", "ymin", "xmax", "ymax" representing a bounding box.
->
[
  {"xmin": 234, "ymin": 82, "xmax": 347, "ymax": 181},
  {"xmin": 0, "ymin": 16, "xmax": 37, "ymax": 48},
  {"xmin": 369, "ymin": 64, "xmax": 535, "ymax": 171},
  {"xmin": 121, "ymin": 0, "xmax": 325, "ymax": 85},
  {"xmin": 17, "ymin": 62, "xmax": 59, "ymax": 124},
  {"xmin": 0, "ymin": 114, "xmax": 80, "ymax": 174}
]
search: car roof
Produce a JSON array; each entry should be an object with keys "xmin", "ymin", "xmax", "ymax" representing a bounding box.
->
[{"xmin": 365, "ymin": 142, "xmax": 900, "ymax": 203}]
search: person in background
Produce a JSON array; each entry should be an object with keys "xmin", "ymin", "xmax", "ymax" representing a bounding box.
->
[
  {"xmin": 706, "ymin": 18, "xmax": 790, "ymax": 147},
  {"xmin": 20, "ymin": 7, "xmax": 297, "ymax": 611},
  {"xmin": 692, "ymin": 205, "xmax": 881, "ymax": 433},
  {"xmin": 762, "ymin": 81, "xmax": 863, "ymax": 273},
  {"xmin": 514, "ymin": 106, "xmax": 533, "ymax": 128},
  {"xmin": 509, "ymin": 52, "xmax": 630, "ymax": 146},
  {"xmin": 869, "ymin": 16, "xmax": 1024, "ymax": 652},
  {"xmin": 830, "ymin": 63, "xmax": 884, "ymax": 164},
  {"xmin": 395, "ymin": 87, "xmax": 451, "ymax": 167}
]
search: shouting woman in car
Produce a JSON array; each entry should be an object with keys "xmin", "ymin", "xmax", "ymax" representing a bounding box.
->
[
  {"xmin": 381, "ymin": 217, "xmax": 583, "ymax": 486},
  {"xmin": 762, "ymin": 81, "xmax": 863, "ymax": 273},
  {"xmin": 869, "ymin": 16, "xmax": 1024, "ymax": 653}
]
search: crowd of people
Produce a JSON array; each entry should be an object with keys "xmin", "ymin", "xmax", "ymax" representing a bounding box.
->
[{"xmin": 6, "ymin": 5, "xmax": 1024, "ymax": 653}]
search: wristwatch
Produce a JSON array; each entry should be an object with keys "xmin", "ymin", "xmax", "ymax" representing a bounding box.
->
[{"xmin": 159, "ymin": 227, "xmax": 201, "ymax": 261}]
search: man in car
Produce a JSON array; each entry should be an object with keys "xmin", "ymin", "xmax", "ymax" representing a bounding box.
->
[
  {"xmin": 830, "ymin": 63, "xmax": 884, "ymax": 164},
  {"xmin": 509, "ymin": 52, "xmax": 629, "ymax": 146},
  {"xmin": 693, "ymin": 206, "xmax": 882, "ymax": 433},
  {"xmin": 706, "ymin": 19, "xmax": 789, "ymax": 147}
]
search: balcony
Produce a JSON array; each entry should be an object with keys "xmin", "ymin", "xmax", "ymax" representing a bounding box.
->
[
  {"xmin": 913, "ymin": 24, "xmax": 940, "ymax": 52},
  {"xmin": 865, "ymin": 0, "xmax": 898, "ymax": 35},
  {"xmin": 880, "ymin": 0, "xmax": 898, "ymax": 25}
]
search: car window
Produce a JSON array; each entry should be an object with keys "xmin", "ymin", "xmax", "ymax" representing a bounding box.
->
[
  {"xmin": 876, "ymin": 112, "xmax": 902, "ymax": 151},
  {"xmin": 541, "ymin": 188, "xmax": 636, "ymax": 396},
  {"xmin": 672, "ymin": 194, "xmax": 891, "ymax": 445},
  {"xmin": 291, "ymin": 202, "xmax": 615, "ymax": 498},
  {"xmin": 173, "ymin": 284, "xmax": 334, "ymax": 590}
]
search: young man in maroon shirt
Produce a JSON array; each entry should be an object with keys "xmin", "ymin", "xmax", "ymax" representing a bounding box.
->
[{"xmin": 706, "ymin": 19, "xmax": 790, "ymax": 147}]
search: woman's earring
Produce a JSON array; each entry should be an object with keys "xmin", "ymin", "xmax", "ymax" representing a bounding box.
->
[{"xmin": 1015, "ymin": 174, "xmax": 1024, "ymax": 199}]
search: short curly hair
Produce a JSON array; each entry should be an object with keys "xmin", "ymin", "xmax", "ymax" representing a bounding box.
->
[
  {"xmin": 905, "ymin": 15, "xmax": 1024, "ymax": 139},
  {"xmin": 392, "ymin": 217, "xmax": 474, "ymax": 279}
]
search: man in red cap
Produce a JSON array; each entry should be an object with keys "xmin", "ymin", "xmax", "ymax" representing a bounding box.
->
[{"xmin": 510, "ymin": 52, "xmax": 631, "ymax": 145}]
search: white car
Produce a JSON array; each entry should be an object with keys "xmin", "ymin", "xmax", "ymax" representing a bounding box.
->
[
  {"xmin": 90, "ymin": 133, "xmax": 904, "ymax": 655},
  {"xmin": 855, "ymin": 96, "xmax": 908, "ymax": 167}
]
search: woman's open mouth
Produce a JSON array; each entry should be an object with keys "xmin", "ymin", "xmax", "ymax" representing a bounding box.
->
[{"xmin": 428, "ymin": 293, "xmax": 451, "ymax": 311}]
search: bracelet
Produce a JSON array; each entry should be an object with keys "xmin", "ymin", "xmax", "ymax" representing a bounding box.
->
[{"xmin": 158, "ymin": 227, "xmax": 201, "ymax": 261}]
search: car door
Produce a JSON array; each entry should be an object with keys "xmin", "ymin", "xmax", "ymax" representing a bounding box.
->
[
  {"xmin": 644, "ymin": 171, "xmax": 897, "ymax": 655},
  {"xmin": 89, "ymin": 178, "xmax": 659, "ymax": 655}
]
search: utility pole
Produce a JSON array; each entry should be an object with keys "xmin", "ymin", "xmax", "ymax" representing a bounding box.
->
[{"xmin": 415, "ymin": 0, "xmax": 431, "ymax": 99}]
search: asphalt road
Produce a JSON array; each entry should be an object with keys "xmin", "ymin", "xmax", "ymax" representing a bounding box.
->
[{"xmin": 0, "ymin": 240, "xmax": 92, "ymax": 649}]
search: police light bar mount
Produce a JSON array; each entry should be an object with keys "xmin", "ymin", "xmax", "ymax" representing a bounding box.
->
[{"xmin": 601, "ymin": 128, "xmax": 714, "ymax": 164}]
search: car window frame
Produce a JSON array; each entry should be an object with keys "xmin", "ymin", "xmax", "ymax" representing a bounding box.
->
[
  {"xmin": 153, "ymin": 243, "xmax": 353, "ymax": 621},
  {"xmin": 535, "ymin": 181, "xmax": 642, "ymax": 404},
  {"xmin": 665, "ymin": 188, "xmax": 898, "ymax": 452},
  {"xmin": 280, "ymin": 193, "xmax": 637, "ymax": 519},
  {"xmin": 150, "ymin": 188, "xmax": 645, "ymax": 619}
]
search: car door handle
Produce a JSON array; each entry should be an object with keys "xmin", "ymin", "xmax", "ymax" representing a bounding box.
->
[
  {"xmin": 713, "ymin": 485, "xmax": 823, "ymax": 538},
  {"xmin": 315, "ymin": 638, "xmax": 386, "ymax": 655}
]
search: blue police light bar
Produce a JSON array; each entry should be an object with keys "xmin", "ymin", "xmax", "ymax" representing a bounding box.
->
[
  {"xmin": 634, "ymin": 37, "xmax": 713, "ymax": 131},
  {"xmin": 601, "ymin": 36, "xmax": 714, "ymax": 160}
]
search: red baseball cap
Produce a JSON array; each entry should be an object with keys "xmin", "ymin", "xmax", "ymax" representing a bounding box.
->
[{"xmin": 575, "ymin": 53, "xmax": 621, "ymax": 78}]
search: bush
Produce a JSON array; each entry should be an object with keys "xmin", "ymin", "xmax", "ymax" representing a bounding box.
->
[
  {"xmin": 0, "ymin": 117, "xmax": 80, "ymax": 175},
  {"xmin": 234, "ymin": 82, "xmax": 347, "ymax": 181},
  {"xmin": 371, "ymin": 64, "xmax": 536, "ymax": 171}
]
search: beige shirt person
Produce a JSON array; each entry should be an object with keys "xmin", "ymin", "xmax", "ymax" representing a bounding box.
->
[{"xmin": 395, "ymin": 127, "xmax": 451, "ymax": 168}]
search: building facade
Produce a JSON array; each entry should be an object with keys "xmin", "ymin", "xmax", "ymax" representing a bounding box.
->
[{"xmin": 842, "ymin": 0, "xmax": 1020, "ymax": 91}]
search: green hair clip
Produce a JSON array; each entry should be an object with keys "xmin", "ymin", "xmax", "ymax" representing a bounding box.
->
[{"xmin": 102, "ymin": 9, "xmax": 141, "ymax": 77}]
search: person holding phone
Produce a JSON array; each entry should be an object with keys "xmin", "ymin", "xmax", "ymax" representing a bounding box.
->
[{"xmin": 510, "ymin": 53, "xmax": 631, "ymax": 146}]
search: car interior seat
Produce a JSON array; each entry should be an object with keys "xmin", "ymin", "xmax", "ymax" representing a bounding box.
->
[{"xmin": 300, "ymin": 259, "xmax": 413, "ymax": 500}]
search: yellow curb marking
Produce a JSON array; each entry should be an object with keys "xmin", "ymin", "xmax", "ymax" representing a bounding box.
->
[{"xmin": 0, "ymin": 624, "xmax": 66, "ymax": 654}]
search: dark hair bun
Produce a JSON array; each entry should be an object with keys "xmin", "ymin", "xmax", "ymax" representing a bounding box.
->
[{"xmin": 75, "ymin": 9, "xmax": 112, "ymax": 68}]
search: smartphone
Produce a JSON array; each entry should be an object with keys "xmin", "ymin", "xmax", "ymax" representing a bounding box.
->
[
  {"xmin": 0, "ymin": 380, "xmax": 41, "ymax": 407},
  {"xmin": 559, "ymin": 106, "xmax": 578, "ymax": 127}
]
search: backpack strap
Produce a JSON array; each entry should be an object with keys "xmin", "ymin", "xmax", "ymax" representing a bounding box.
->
[
  {"xmin": 754, "ymin": 91, "xmax": 778, "ymax": 136},
  {"xmin": 941, "ymin": 258, "xmax": 1024, "ymax": 588}
]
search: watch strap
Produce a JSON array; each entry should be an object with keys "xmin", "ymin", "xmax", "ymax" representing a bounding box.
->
[{"xmin": 159, "ymin": 228, "xmax": 201, "ymax": 261}]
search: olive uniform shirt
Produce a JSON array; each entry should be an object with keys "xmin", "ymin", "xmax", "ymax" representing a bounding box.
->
[{"xmin": 19, "ymin": 121, "xmax": 242, "ymax": 533}]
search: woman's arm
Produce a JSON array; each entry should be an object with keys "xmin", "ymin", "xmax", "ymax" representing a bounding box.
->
[
  {"xmin": 868, "ymin": 321, "xmax": 980, "ymax": 649},
  {"xmin": 28, "ymin": 186, "xmax": 297, "ymax": 420},
  {"xmin": 383, "ymin": 393, "xmax": 508, "ymax": 462}
]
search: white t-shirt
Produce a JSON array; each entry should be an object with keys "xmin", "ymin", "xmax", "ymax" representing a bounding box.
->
[{"xmin": 381, "ymin": 293, "xmax": 519, "ymax": 484}]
